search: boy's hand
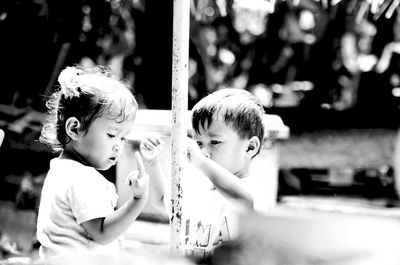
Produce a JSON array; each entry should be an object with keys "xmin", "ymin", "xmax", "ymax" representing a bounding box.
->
[
  {"xmin": 186, "ymin": 137, "xmax": 205, "ymax": 168},
  {"xmin": 126, "ymin": 152, "xmax": 149, "ymax": 199},
  {"xmin": 140, "ymin": 135, "xmax": 163, "ymax": 160}
]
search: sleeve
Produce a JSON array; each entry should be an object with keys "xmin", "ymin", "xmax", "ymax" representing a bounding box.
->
[{"xmin": 67, "ymin": 169, "xmax": 117, "ymax": 224}]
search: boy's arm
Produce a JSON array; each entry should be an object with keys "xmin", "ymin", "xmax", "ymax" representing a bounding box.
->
[
  {"xmin": 82, "ymin": 152, "xmax": 149, "ymax": 245},
  {"xmin": 197, "ymin": 156, "xmax": 254, "ymax": 208},
  {"xmin": 187, "ymin": 138, "xmax": 253, "ymax": 208}
]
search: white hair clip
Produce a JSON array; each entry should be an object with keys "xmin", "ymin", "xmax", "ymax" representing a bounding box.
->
[{"xmin": 58, "ymin": 67, "xmax": 82, "ymax": 99}]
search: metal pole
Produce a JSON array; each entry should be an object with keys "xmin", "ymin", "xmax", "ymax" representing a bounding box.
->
[{"xmin": 170, "ymin": 0, "xmax": 190, "ymax": 255}]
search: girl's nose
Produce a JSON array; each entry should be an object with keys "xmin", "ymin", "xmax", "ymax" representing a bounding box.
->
[
  {"xmin": 113, "ymin": 143, "xmax": 122, "ymax": 153},
  {"xmin": 113, "ymin": 145, "xmax": 119, "ymax": 153}
]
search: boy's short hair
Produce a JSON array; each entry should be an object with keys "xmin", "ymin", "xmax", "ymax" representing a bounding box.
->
[{"xmin": 192, "ymin": 88, "xmax": 265, "ymax": 142}]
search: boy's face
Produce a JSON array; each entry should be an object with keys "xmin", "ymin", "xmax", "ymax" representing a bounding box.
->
[
  {"xmin": 73, "ymin": 115, "xmax": 134, "ymax": 170},
  {"xmin": 193, "ymin": 115, "xmax": 250, "ymax": 178}
]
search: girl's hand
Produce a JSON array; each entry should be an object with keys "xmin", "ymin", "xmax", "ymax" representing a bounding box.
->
[
  {"xmin": 140, "ymin": 135, "xmax": 163, "ymax": 160},
  {"xmin": 0, "ymin": 129, "xmax": 4, "ymax": 147},
  {"xmin": 126, "ymin": 152, "xmax": 149, "ymax": 199}
]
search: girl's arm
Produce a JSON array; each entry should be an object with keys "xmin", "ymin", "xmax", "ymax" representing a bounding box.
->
[
  {"xmin": 82, "ymin": 196, "xmax": 147, "ymax": 245},
  {"xmin": 187, "ymin": 138, "xmax": 253, "ymax": 208},
  {"xmin": 82, "ymin": 152, "xmax": 149, "ymax": 245},
  {"xmin": 140, "ymin": 135, "xmax": 167, "ymax": 211}
]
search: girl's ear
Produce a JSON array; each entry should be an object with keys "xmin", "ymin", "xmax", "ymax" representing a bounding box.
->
[
  {"xmin": 246, "ymin": 136, "xmax": 261, "ymax": 159},
  {"xmin": 65, "ymin": 117, "xmax": 81, "ymax": 141}
]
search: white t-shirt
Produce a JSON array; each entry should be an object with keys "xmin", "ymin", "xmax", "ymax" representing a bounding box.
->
[
  {"xmin": 181, "ymin": 165, "xmax": 268, "ymax": 259},
  {"xmin": 36, "ymin": 159, "xmax": 121, "ymax": 258}
]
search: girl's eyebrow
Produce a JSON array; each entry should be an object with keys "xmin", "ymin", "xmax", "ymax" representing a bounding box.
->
[{"xmin": 107, "ymin": 125, "xmax": 123, "ymax": 131}]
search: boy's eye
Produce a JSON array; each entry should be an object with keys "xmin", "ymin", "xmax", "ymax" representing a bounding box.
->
[
  {"xmin": 107, "ymin": 133, "xmax": 116, "ymax": 138},
  {"xmin": 210, "ymin": 140, "xmax": 221, "ymax": 145},
  {"xmin": 196, "ymin": 142, "xmax": 202, "ymax": 147}
]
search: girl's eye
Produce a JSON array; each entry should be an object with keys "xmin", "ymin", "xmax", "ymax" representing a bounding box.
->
[
  {"xmin": 196, "ymin": 142, "xmax": 203, "ymax": 147},
  {"xmin": 107, "ymin": 133, "xmax": 116, "ymax": 138}
]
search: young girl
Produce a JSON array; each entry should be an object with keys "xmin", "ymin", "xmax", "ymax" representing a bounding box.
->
[{"xmin": 36, "ymin": 65, "xmax": 149, "ymax": 258}]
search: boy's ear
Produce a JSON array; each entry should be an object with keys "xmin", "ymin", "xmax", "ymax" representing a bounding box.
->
[
  {"xmin": 246, "ymin": 136, "xmax": 261, "ymax": 159},
  {"xmin": 65, "ymin": 117, "xmax": 81, "ymax": 141}
]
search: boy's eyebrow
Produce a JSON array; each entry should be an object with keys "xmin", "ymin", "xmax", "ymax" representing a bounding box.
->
[{"xmin": 206, "ymin": 131, "xmax": 221, "ymax": 137}]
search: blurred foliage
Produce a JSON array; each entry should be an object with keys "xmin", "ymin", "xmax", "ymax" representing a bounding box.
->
[{"xmin": 1, "ymin": 0, "xmax": 400, "ymax": 118}]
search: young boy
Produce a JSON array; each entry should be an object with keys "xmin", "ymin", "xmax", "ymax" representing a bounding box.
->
[
  {"xmin": 184, "ymin": 88, "xmax": 265, "ymax": 258},
  {"xmin": 142, "ymin": 88, "xmax": 266, "ymax": 259}
]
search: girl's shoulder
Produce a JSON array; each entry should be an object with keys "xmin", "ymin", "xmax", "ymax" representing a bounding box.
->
[
  {"xmin": 50, "ymin": 158, "xmax": 93, "ymax": 170},
  {"xmin": 49, "ymin": 158, "xmax": 101, "ymax": 180}
]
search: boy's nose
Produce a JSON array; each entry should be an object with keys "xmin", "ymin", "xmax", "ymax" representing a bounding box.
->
[{"xmin": 200, "ymin": 147, "xmax": 211, "ymax": 158}]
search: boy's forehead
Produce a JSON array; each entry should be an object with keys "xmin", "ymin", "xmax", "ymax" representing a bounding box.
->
[
  {"xmin": 201, "ymin": 112, "xmax": 225, "ymax": 127},
  {"xmin": 198, "ymin": 115, "xmax": 231, "ymax": 134}
]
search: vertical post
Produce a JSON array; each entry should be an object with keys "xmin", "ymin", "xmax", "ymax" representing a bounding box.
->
[{"xmin": 170, "ymin": 0, "xmax": 190, "ymax": 255}]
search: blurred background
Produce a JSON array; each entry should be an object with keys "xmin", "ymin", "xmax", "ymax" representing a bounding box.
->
[{"xmin": 1, "ymin": 0, "xmax": 400, "ymax": 259}]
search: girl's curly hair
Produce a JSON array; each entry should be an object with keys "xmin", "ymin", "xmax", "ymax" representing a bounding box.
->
[{"xmin": 40, "ymin": 65, "xmax": 138, "ymax": 152}]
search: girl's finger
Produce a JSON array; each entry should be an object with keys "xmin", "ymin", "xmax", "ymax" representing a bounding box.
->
[
  {"xmin": 0, "ymin": 129, "xmax": 4, "ymax": 147},
  {"xmin": 143, "ymin": 141, "xmax": 156, "ymax": 150},
  {"xmin": 126, "ymin": 170, "xmax": 139, "ymax": 186},
  {"xmin": 135, "ymin": 152, "xmax": 146, "ymax": 178},
  {"xmin": 132, "ymin": 177, "xmax": 139, "ymax": 187},
  {"xmin": 148, "ymin": 137, "xmax": 159, "ymax": 146}
]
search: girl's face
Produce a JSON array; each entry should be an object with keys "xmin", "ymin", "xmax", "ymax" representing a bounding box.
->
[
  {"xmin": 73, "ymin": 115, "xmax": 135, "ymax": 170},
  {"xmin": 193, "ymin": 115, "xmax": 250, "ymax": 178}
]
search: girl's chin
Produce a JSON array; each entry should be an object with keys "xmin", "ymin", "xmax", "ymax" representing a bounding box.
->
[
  {"xmin": 97, "ymin": 165, "xmax": 112, "ymax": 171},
  {"xmin": 93, "ymin": 159, "xmax": 117, "ymax": 171},
  {"xmin": 96, "ymin": 163, "xmax": 113, "ymax": 171}
]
